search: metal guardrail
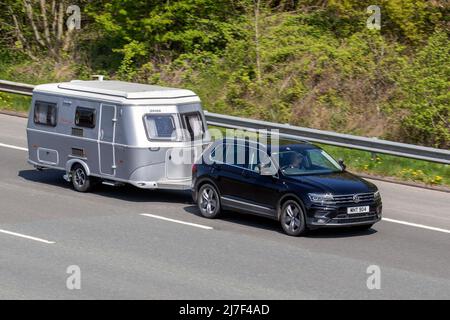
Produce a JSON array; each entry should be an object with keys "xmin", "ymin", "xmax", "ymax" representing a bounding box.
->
[
  {"xmin": 0, "ymin": 80, "xmax": 34, "ymax": 96},
  {"xmin": 205, "ymin": 113, "xmax": 450, "ymax": 164},
  {"xmin": 0, "ymin": 79, "xmax": 449, "ymax": 164}
]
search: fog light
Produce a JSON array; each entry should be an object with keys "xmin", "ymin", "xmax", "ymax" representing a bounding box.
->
[{"xmin": 317, "ymin": 218, "xmax": 327, "ymax": 224}]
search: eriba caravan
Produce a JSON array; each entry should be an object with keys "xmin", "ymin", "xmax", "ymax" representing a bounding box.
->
[{"xmin": 26, "ymin": 80, "xmax": 209, "ymax": 192}]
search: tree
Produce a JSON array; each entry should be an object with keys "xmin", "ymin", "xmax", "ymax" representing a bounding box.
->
[
  {"xmin": 0, "ymin": 0, "xmax": 85, "ymax": 61},
  {"xmin": 84, "ymin": 0, "xmax": 242, "ymax": 71}
]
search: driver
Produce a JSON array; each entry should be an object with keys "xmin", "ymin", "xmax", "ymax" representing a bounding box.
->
[{"xmin": 288, "ymin": 152, "xmax": 304, "ymax": 169}]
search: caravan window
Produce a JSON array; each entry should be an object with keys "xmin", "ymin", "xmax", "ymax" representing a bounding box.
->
[
  {"xmin": 144, "ymin": 114, "xmax": 179, "ymax": 141},
  {"xmin": 182, "ymin": 112, "xmax": 204, "ymax": 141},
  {"xmin": 75, "ymin": 107, "xmax": 96, "ymax": 128},
  {"xmin": 34, "ymin": 101, "xmax": 57, "ymax": 127}
]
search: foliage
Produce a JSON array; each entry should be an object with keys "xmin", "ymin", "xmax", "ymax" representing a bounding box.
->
[
  {"xmin": 0, "ymin": 0, "xmax": 88, "ymax": 61},
  {"xmin": 0, "ymin": 0, "xmax": 448, "ymax": 149},
  {"xmin": 395, "ymin": 31, "xmax": 450, "ymax": 148},
  {"xmin": 83, "ymin": 0, "xmax": 242, "ymax": 72}
]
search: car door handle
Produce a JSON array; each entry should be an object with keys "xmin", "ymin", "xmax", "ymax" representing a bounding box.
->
[{"xmin": 241, "ymin": 170, "xmax": 250, "ymax": 178}]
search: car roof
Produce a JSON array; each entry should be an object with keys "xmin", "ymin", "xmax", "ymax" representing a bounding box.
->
[
  {"xmin": 277, "ymin": 144, "xmax": 318, "ymax": 152},
  {"xmin": 34, "ymin": 80, "xmax": 198, "ymax": 100},
  {"xmin": 213, "ymin": 138, "xmax": 316, "ymax": 152}
]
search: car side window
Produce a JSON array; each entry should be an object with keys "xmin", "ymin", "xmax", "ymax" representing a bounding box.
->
[
  {"xmin": 209, "ymin": 142, "xmax": 247, "ymax": 167},
  {"xmin": 248, "ymin": 146, "xmax": 261, "ymax": 172},
  {"xmin": 144, "ymin": 114, "xmax": 178, "ymax": 140},
  {"xmin": 182, "ymin": 112, "xmax": 204, "ymax": 141},
  {"xmin": 34, "ymin": 101, "xmax": 57, "ymax": 127},
  {"xmin": 75, "ymin": 107, "xmax": 96, "ymax": 128},
  {"xmin": 249, "ymin": 147, "xmax": 276, "ymax": 174},
  {"xmin": 234, "ymin": 144, "xmax": 247, "ymax": 168},
  {"xmin": 210, "ymin": 144, "xmax": 225, "ymax": 163}
]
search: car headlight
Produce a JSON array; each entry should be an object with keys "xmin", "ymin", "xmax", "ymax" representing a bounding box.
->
[
  {"xmin": 308, "ymin": 193, "xmax": 334, "ymax": 204},
  {"xmin": 374, "ymin": 190, "xmax": 381, "ymax": 200}
]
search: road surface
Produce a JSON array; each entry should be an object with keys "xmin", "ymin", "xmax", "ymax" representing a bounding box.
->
[{"xmin": 0, "ymin": 114, "xmax": 449, "ymax": 299}]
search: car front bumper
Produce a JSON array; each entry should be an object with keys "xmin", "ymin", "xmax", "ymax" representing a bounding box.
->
[{"xmin": 306, "ymin": 202, "xmax": 383, "ymax": 228}]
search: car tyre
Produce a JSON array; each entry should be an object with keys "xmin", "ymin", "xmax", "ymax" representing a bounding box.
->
[
  {"xmin": 71, "ymin": 163, "xmax": 92, "ymax": 192},
  {"xmin": 197, "ymin": 183, "xmax": 221, "ymax": 219},
  {"xmin": 280, "ymin": 200, "xmax": 307, "ymax": 236}
]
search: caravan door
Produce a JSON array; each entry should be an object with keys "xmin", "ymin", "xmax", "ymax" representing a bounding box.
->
[{"xmin": 99, "ymin": 104, "xmax": 117, "ymax": 176}]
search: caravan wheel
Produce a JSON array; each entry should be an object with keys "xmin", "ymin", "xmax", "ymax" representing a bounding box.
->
[{"xmin": 71, "ymin": 164, "xmax": 92, "ymax": 192}]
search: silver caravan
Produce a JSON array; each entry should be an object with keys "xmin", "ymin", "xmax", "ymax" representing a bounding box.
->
[{"xmin": 26, "ymin": 80, "xmax": 209, "ymax": 192}]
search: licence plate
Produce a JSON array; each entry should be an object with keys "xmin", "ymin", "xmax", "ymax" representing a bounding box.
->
[{"xmin": 347, "ymin": 206, "xmax": 370, "ymax": 214}]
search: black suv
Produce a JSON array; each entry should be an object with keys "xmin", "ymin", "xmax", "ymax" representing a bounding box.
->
[{"xmin": 192, "ymin": 139, "xmax": 382, "ymax": 236}]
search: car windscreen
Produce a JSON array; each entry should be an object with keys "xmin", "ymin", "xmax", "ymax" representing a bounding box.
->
[
  {"xmin": 143, "ymin": 114, "xmax": 180, "ymax": 141},
  {"xmin": 273, "ymin": 148, "xmax": 342, "ymax": 176}
]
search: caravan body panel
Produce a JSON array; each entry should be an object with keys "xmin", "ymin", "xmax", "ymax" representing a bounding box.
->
[{"xmin": 26, "ymin": 80, "xmax": 209, "ymax": 190}]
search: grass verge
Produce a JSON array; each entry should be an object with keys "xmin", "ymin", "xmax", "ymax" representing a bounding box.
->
[
  {"xmin": 320, "ymin": 144, "xmax": 449, "ymax": 187},
  {"xmin": 0, "ymin": 93, "xmax": 31, "ymax": 113}
]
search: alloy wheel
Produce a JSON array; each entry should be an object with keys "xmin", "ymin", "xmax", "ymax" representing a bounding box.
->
[
  {"xmin": 281, "ymin": 200, "xmax": 306, "ymax": 236},
  {"xmin": 198, "ymin": 184, "xmax": 221, "ymax": 218},
  {"xmin": 284, "ymin": 203, "xmax": 301, "ymax": 232},
  {"xmin": 74, "ymin": 168, "xmax": 86, "ymax": 187}
]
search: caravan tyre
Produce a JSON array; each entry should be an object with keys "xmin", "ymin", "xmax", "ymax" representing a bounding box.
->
[{"xmin": 71, "ymin": 163, "xmax": 92, "ymax": 192}]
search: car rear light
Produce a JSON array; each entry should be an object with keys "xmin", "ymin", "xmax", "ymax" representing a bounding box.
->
[{"xmin": 192, "ymin": 164, "xmax": 198, "ymax": 175}]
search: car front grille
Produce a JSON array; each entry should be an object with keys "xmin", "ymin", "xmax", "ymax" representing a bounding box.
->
[{"xmin": 323, "ymin": 192, "xmax": 375, "ymax": 205}]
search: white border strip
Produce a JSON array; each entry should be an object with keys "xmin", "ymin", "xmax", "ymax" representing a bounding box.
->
[
  {"xmin": 0, "ymin": 142, "xmax": 27, "ymax": 151},
  {"xmin": 0, "ymin": 228, "xmax": 55, "ymax": 244},
  {"xmin": 140, "ymin": 213, "xmax": 213, "ymax": 230},
  {"xmin": 383, "ymin": 218, "xmax": 450, "ymax": 234}
]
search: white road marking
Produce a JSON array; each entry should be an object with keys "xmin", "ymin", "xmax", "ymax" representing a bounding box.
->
[
  {"xmin": 0, "ymin": 228, "xmax": 55, "ymax": 244},
  {"xmin": 0, "ymin": 142, "xmax": 27, "ymax": 152},
  {"xmin": 382, "ymin": 218, "xmax": 450, "ymax": 234},
  {"xmin": 140, "ymin": 213, "xmax": 213, "ymax": 230}
]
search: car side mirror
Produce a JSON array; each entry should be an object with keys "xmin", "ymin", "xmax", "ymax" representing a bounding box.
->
[{"xmin": 338, "ymin": 159, "xmax": 346, "ymax": 171}]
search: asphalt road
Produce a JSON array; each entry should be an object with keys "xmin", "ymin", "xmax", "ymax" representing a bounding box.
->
[{"xmin": 0, "ymin": 113, "xmax": 449, "ymax": 299}]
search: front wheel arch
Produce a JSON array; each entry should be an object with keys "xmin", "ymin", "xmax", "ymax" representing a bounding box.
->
[
  {"xmin": 195, "ymin": 178, "xmax": 221, "ymax": 200},
  {"xmin": 277, "ymin": 193, "xmax": 307, "ymax": 221}
]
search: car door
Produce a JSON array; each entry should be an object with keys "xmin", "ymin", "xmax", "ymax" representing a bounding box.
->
[
  {"xmin": 214, "ymin": 141, "xmax": 251, "ymax": 207},
  {"xmin": 239, "ymin": 146, "xmax": 280, "ymax": 217},
  {"xmin": 99, "ymin": 104, "xmax": 117, "ymax": 176}
]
